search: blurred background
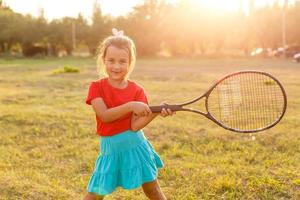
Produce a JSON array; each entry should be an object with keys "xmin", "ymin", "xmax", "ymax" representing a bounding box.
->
[
  {"xmin": 1, "ymin": 1, "xmax": 300, "ymax": 199},
  {"xmin": 0, "ymin": 0, "xmax": 300, "ymax": 61}
]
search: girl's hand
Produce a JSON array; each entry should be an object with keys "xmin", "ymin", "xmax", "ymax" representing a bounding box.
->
[
  {"xmin": 160, "ymin": 102, "xmax": 176, "ymax": 117},
  {"xmin": 130, "ymin": 101, "xmax": 151, "ymax": 117}
]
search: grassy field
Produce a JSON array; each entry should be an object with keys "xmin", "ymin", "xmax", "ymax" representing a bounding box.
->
[{"xmin": 0, "ymin": 57, "xmax": 299, "ymax": 200}]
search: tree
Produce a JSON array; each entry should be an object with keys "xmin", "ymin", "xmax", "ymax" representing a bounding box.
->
[
  {"xmin": 74, "ymin": 14, "xmax": 89, "ymax": 48},
  {"xmin": 125, "ymin": 0, "xmax": 170, "ymax": 56},
  {"xmin": 47, "ymin": 17, "xmax": 75, "ymax": 55},
  {"xmin": 86, "ymin": 1, "xmax": 109, "ymax": 55},
  {"xmin": 0, "ymin": 7, "xmax": 24, "ymax": 53},
  {"xmin": 287, "ymin": 1, "xmax": 300, "ymax": 44}
]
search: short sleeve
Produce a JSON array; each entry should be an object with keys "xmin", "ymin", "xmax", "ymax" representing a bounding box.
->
[
  {"xmin": 135, "ymin": 87, "xmax": 148, "ymax": 105},
  {"xmin": 85, "ymin": 82, "xmax": 102, "ymax": 105}
]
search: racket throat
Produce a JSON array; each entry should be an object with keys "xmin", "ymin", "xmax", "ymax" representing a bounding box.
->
[{"xmin": 183, "ymin": 108, "xmax": 209, "ymax": 117}]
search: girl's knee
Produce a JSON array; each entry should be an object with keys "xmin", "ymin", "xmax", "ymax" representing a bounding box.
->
[{"xmin": 142, "ymin": 180, "xmax": 166, "ymax": 200}]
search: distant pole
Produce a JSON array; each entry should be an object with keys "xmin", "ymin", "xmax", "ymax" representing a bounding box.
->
[
  {"xmin": 282, "ymin": 0, "xmax": 288, "ymax": 58},
  {"xmin": 72, "ymin": 21, "xmax": 76, "ymax": 50}
]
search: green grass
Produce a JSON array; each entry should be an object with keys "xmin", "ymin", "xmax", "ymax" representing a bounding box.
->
[{"xmin": 0, "ymin": 56, "xmax": 299, "ymax": 199}]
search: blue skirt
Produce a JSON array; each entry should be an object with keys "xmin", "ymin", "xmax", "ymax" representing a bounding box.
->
[{"xmin": 87, "ymin": 130, "xmax": 164, "ymax": 195}]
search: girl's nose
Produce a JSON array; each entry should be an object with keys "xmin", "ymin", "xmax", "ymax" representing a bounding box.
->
[{"xmin": 113, "ymin": 63, "xmax": 121, "ymax": 70}]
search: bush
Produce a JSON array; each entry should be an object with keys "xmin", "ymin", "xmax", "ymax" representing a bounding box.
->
[{"xmin": 52, "ymin": 65, "xmax": 80, "ymax": 75}]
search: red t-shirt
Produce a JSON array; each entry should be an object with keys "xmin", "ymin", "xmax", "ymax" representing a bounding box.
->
[{"xmin": 85, "ymin": 78, "xmax": 148, "ymax": 136}]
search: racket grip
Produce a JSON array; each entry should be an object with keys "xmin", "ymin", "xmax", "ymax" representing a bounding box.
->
[{"xmin": 149, "ymin": 105, "xmax": 181, "ymax": 113}]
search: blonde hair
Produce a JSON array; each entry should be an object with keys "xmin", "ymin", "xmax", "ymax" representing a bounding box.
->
[{"xmin": 96, "ymin": 30, "xmax": 136, "ymax": 79}]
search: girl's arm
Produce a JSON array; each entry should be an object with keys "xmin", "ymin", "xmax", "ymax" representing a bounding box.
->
[
  {"xmin": 91, "ymin": 98, "xmax": 151, "ymax": 123},
  {"xmin": 131, "ymin": 108, "xmax": 173, "ymax": 131},
  {"xmin": 131, "ymin": 113, "xmax": 159, "ymax": 132}
]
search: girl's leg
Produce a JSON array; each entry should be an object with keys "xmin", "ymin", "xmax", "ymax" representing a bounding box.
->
[
  {"xmin": 142, "ymin": 179, "xmax": 167, "ymax": 200},
  {"xmin": 83, "ymin": 192, "xmax": 104, "ymax": 200}
]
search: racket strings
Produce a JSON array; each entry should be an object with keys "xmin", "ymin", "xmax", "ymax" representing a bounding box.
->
[{"xmin": 208, "ymin": 73, "xmax": 285, "ymax": 131}]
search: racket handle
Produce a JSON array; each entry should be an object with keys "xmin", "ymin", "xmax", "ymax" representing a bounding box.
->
[{"xmin": 149, "ymin": 105, "xmax": 182, "ymax": 113}]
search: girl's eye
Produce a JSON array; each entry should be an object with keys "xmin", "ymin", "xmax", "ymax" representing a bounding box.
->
[{"xmin": 120, "ymin": 60, "xmax": 127, "ymax": 64}]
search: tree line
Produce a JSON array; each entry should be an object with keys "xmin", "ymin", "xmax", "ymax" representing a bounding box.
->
[{"xmin": 1, "ymin": 0, "xmax": 300, "ymax": 57}]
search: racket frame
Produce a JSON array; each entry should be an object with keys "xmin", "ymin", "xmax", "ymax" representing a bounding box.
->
[{"xmin": 150, "ymin": 70, "xmax": 287, "ymax": 133}]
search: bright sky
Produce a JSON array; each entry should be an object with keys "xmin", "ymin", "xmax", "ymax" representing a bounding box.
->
[
  {"xmin": 4, "ymin": 0, "xmax": 144, "ymax": 20},
  {"xmin": 3, "ymin": 0, "xmax": 295, "ymax": 21}
]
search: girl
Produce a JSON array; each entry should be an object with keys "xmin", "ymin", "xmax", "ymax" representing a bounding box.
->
[{"xmin": 83, "ymin": 28, "xmax": 174, "ymax": 200}]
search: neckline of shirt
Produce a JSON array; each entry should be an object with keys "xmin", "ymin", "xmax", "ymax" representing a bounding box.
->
[{"xmin": 105, "ymin": 78, "xmax": 132, "ymax": 91}]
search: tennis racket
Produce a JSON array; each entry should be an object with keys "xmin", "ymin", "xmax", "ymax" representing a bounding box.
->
[{"xmin": 150, "ymin": 71, "xmax": 287, "ymax": 133}]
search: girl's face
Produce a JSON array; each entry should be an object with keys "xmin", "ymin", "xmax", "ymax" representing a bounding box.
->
[{"xmin": 103, "ymin": 45, "xmax": 130, "ymax": 82}]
